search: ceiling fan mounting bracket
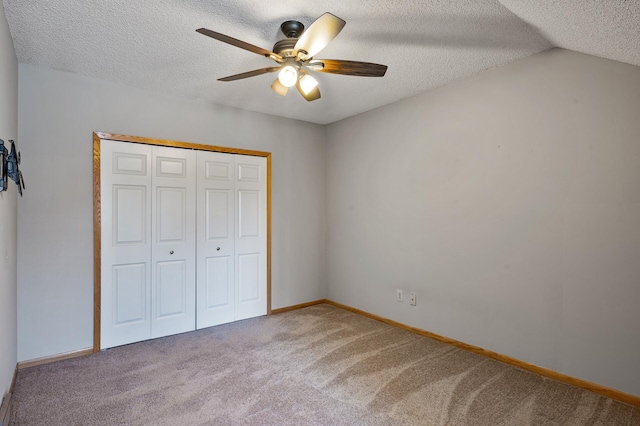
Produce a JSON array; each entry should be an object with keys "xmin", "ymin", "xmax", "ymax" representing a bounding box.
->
[{"xmin": 280, "ymin": 20, "xmax": 304, "ymax": 38}]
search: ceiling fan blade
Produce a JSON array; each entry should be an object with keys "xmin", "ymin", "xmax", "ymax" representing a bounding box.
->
[
  {"xmin": 218, "ymin": 67, "xmax": 280, "ymax": 82},
  {"xmin": 296, "ymin": 80, "xmax": 321, "ymax": 102},
  {"xmin": 310, "ymin": 59, "xmax": 388, "ymax": 77},
  {"xmin": 271, "ymin": 78, "xmax": 288, "ymax": 96},
  {"xmin": 294, "ymin": 13, "xmax": 345, "ymax": 60},
  {"xmin": 196, "ymin": 28, "xmax": 282, "ymax": 61}
]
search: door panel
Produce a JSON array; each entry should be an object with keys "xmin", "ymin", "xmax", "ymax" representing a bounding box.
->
[
  {"xmin": 113, "ymin": 152, "xmax": 147, "ymax": 175},
  {"xmin": 113, "ymin": 185, "xmax": 147, "ymax": 245},
  {"xmin": 156, "ymin": 260, "xmax": 187, "ymax": 317},
  {"xmin": 113, "ymin": 263, "xmax": 147, "ymax": 325},
  {"xmin": 237, "ymin": 163, "xmax": 260, "ymax": 181},
  {"xmin": 101, "ymin": 141, "xmax": 152, "ymax": 349},
  {"xmin": 238, "ymin": 190, "xmax": 260, "ymax": 238},
  {"xmin": 234, "ymin": 155, "xmax": 267, "ymax": 321},
  {"xmin": 156, "ymin": 156, "xmax": 187, "ymax": 178},
  {"xmin": 206, "ymin": 190, "xmax": 230, "ymax": 239},
  {"xmin": 205, "ymin": 161, "xmax": 232, "ymax": 180},
  {"xmin": 205, "ymin": 256, "xmax": 232, "ymax": 308},
  {"xmin": 156, "ymin": 188, "xmax": 186, "ymax": 242},
  {"xmin": 151, "ymin": 146, "xmax": 196, "ymax": 339},
  {"xmin": 237, "ymin": 253, "xmax": 260, "ymax": 303},
  {"xmin": 197, "ymin": 151, "xmax": 235, "ymax": 328}
]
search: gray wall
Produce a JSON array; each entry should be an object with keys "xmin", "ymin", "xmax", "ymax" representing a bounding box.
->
[
  {"xmin": 326, "ymin": 49, "xmax": 640, "ymax": 397},
  {"xmin": 17, "ymin": 64, "xmax": 327, "ymax": 361},
  {"xmin": 15, "ymin": 47, "xmax": 640, "ymax": 398},
  {"xmin": 0, "ymin": 2, "xmax": 18, "ymax": 398}
]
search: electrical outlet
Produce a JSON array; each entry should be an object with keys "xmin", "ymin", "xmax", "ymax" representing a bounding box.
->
[
  {"xmin": 396, "ymin": 289, "xmax": 403, "ymax": 302},
  {"xmin": 409, "ymin": 293, "xmax": 417, "ymax": 306}
]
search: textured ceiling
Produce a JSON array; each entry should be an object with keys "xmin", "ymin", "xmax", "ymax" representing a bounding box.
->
[{"xmin": 2, "ymin": 1, "xmax": 638, "ymax": 124}]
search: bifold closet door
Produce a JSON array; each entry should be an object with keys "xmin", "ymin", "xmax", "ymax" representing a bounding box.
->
[
  {"xmin": 196, "ymin": 151, "xmax": 267, "ymax": 328},
  {"xmin": 233, "ymin": 154, "xmax": 267, "ymax": 321},
  {"xmin": 101, "ymin": 140, "xmax": 196, "ymax": 349},
  {"xmin": 101, "ymin": 141, "xmax": 153, "ymax": 349},
  {"xmin": 150, "ymin": 146, "xmax": 196, "ymax": 339}
]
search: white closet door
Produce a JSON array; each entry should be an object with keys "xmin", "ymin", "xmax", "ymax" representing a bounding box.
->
[
  {"xmin": 101, "ymin": 141, "xmax": 266, "ymax": 346},
  {"xmin": 196, "ymin": 151, "xmax": 235, "ymax": 327},
  {"xmin": 234, "ymin": 155, "xmax": 267, "ymax": 321},
  {"xmin": 196, "ymin": 152, "xmax": 267, "ymax": 327},
  {"xmin": 151, "ymin": 146, "xmax": 196, "ymax": 338},
  {"xmin": 101, "ymin": 140, "xmax": 152, "ymax": 349}
]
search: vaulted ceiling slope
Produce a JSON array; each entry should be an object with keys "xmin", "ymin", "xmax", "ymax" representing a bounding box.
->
[{"xmin": 3, "ymin": 1, "xmax": 639, "ymax": 124}]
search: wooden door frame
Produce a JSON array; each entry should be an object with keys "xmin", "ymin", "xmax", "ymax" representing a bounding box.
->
[{"xmin": 93, "ymin": 132, "xmax": 272, "ymax": 353}]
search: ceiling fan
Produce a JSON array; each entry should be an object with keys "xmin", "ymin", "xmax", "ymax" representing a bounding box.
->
[{"xmin": 196, "ymin": 13, "xmax": 388, "ymax": 102}]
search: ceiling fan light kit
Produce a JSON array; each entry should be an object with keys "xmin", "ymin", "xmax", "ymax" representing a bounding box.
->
[
  {"xmin": 270, "ymin": 78, "xmax": 288, "ymax": 96},
  {"xmin": 197, "ymin": 12, "xmax": 388, "ymax": 102},
  {"xmin": 299, "ymin": 74, "xmax": 319, "ymax": 95},
  {"xmin": 277, "ymin": 64, "xmax": 298, "ymax": 87}
]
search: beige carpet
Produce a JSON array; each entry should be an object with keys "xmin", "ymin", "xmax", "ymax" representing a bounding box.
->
[{"xmin": 10, "ymin": 304, "xmax": 639, "ymax": 425}]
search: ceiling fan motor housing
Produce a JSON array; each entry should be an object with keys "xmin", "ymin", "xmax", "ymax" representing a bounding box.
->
[
  {"xmin": 274, "ymin": 20, "xmax": 306, "ymax": 59},
  {"xmin": 272, "ymin": 39, "xmax": 299, "ymax": 58}
]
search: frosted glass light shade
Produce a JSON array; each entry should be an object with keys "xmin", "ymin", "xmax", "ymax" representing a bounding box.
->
[
  {"xmin": 299, "ymin": 74, "xmax": 319, "ymax": 95},
  {"xmin": 278, "ymin": 66, "xmax": 298, "ymax": 87}
]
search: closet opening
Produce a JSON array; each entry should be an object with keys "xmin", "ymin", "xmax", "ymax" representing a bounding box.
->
[{"xmin": 93, "ymin": 132, "xmax": 271, "ymax": 352}]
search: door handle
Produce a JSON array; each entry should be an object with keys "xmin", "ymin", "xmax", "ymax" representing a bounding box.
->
[
  {"xmin": 169, "ymin": 250, "xmax": 174, "ymax": 255},
  {"xmin": 216, "ymin": 247, "xmax": 221, "ymax": 251}
]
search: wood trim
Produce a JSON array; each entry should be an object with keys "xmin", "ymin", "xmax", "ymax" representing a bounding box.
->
[
  {"xmin": 8, "ymin": 364, "xmax": 17, "ymax": 394},
  {"xmin": 2, "ymin": 365, "xmax": 19, "ymax": 424},
  {"xmin": 0, "ymin": 390, "xmax": 10, "ymax": 426},
  {"xmin": 93, "ymin": 132, "xmax": 273, "ymax": 352},
  {"xmin": 17, "ymin": 348, "xmax": 94, "ymax": 370},
  {"xmin": 93, "ymin": 134, "xmax": 101, "ymax": 353},
  {"xmin": 266, "ymin": 153, "xmax": 272, "ymax": 315},
  {"xmin": 271, "ymin": 299, "xmax": 328, "ymax": 315},
  {"xmin": 324, "ymin": 300, "xmax": 640, "ymax": 408},
  {"xmin": 94, "ymin": 132, "xmax": 271, "ymax": 158}
]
